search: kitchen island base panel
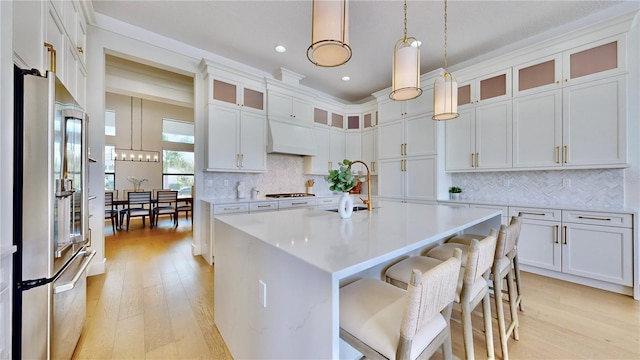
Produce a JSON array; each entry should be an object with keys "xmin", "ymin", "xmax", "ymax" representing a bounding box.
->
[{"xmin": 215, "ymin": 221, "xmax": 336, "ymax": 359}]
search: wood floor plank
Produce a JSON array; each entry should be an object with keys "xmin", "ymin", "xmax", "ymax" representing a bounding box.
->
[{"xmin": 74, "ymin": 219, "xmax": 639, "ymax": 360}]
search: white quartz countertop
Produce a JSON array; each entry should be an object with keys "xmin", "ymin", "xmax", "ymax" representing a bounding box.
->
[
  {"xmin": 201, "ymin": 194, "xmax": 338, "ymax": 205},
  {"xmin": 214, "ymin": 201, "xmax": 500, "ymax": 278}
]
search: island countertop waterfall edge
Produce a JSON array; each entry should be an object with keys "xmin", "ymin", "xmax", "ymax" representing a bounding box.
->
[{"xmin": 213, "ymin": 201, "xmax": 502, "ymax": 359}]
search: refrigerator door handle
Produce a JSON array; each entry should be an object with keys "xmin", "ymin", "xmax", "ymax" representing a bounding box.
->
[{"xmin": 53, "ymin": 250, "xmax": 96, "ymax": 294}]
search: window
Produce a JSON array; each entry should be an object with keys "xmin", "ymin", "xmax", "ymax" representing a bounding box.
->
[
  {"xmin": 105, "ymin": 145, "xmax": 115, "ymax": 190},
  {"xmin": 105, "ymin": 110, "xmax": 116, "ymax": 136},
  {"xmin": 162, "ymin": 119, "xmax": 194, "ymax": 144},
  {"xmin": 163, "ymin": 150, "xmax": 194, "ymax": 192}
]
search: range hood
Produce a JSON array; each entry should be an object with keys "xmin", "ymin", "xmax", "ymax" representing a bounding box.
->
[{"xmin": 267, "ymin": 119, "xmax": 317, "ymax": 156}]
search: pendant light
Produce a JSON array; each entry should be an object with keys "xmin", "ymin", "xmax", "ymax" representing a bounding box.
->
[
  {"xmin": 390, "ymin": 0, "xmax": 422, "ymax": 101},
  {"xmin": 307, "ymin": 0, "xmax": 352, "ymax": 67},
  {"xmin": 433, "ymin": 0, "xmax": 459, "ymax": 120}
]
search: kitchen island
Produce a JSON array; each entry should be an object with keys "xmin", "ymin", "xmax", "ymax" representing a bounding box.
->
[{"xmin": 214, "ymin": 201, "xmax": 501, "ymax": 359}]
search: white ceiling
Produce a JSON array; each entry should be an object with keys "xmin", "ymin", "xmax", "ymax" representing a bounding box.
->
[{"xmin": 91, "ymin": 0, "xmax": 637, "ymax": 103}]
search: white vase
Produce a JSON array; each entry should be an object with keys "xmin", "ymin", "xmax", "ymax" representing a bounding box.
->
[{"xmin": 338, "ymin": 192, "xmax": 354, "ymax": 219}]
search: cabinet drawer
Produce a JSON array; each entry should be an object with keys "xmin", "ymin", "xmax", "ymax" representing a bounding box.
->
[
  {"xmin": 562, "ymin": 210, "xmax": 632, "ymax": 228},
  {"xmin": 510, "ymin": 207, "xmax": 561, "ymax": 221},
  {"xmin": 278, "ymin": 198, "xmax": 318, "ymax": 209},
  {"xmin": 213, "ymin": 203, "xmax": 249, "ymax": 215},
  {"xmin": 250, "ymin": 201, "xmax": 278, "ymax": 212},
  {"xmin": 317, "ymin": 197, "xmax": 339, "ymax": 206}
]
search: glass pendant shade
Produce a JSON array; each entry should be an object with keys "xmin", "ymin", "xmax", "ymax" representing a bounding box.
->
[
  {"xmin": 433, "ymin": 71, "xmax": 459, "ymax": 120},
  {"xmin": 307, "ymin": 0, "xmax": 352, "ymax": 67},
  {"xmin": 390, "ymin": 39, "xmax": 422, "ymax": 101}
]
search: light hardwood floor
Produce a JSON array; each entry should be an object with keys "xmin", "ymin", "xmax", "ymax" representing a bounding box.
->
[{"xmin": 74, "ymin": 217, "xmax": 640, "ymax": 359}]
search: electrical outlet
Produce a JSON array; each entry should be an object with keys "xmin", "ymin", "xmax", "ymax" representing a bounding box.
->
[
  {"xmin": 224, "ymin": 180, "xmax": 229, "ymax": 187},
  {"xmin": 562, "ymin": 178, "xmax": 571, "ymax": 188},
  {"xmin": 259, "ymin": 280, "xmax": 267, "ymax": 308}
]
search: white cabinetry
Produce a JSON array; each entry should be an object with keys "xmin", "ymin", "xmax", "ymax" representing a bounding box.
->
[
  {"xmin": 377, "ymin": 89, "xmax": 433, "ymax": 123},
  {"xmin": 361, "ymin": 128, "xmax": 377, "ymax": 174},
  {"xmin": 345, "ymin": 132, "xmax": 361, "ymax": 165},
  {"xmin": 457, "ymin": 69, "xmax": 511, "ymax": 107},
  {"xmin": 511, "ymin": 207, "xmax": 634, "ymax": 294},
  {"xmin": 268, "ymin": 91, "xmax": 313, "ymax": 123},
  {"xmin": 13, "ymin": 0, "xmax": 87, "ymax": 106},
  {"xmin": 512, "ymin": 35, "xmax": 627, "ymax": 168},
  {"xmin": 378, "ymin": 114, "xmax": 436, "ymax": 160},
  {"xmin": 211, "ymin": 78, "xmax": 265, "ymax": 114},
  {"xmin": 445, "ymin": 101, "xmax": 512, "ymax": 171},
  {"xmin": 304, "ymin": 127, "xmax": 345, "ymax": 175},
  {"xmin": 378, "ymin": 156, "xmax": 437, "ymax": 202},
  {"xmin": 206, "ymin": 105, "xmax": 266, "ymax": 172}
]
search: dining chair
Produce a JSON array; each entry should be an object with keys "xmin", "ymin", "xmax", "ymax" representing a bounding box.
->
[
  {"xmin": 152, "ymin": 188, "xmax": 170, "ymax": 199},
  {"xmin": 104, "ymin": 191, "xmax": 118, "ymax": 232},
  {"xmin": 177, "ymin": 185, "xmax": 193, "ymax": 225},
  {"xmin": 153, "ymin": 190, "xmax": 178, "ymax": 228},
  {"xmin": 385, "ymin": 230, "xmax": 498, "ymax": 360},
  {"xmin": 340, "ymin": 250, "xmax": 462, "ymax": 360},
  {"xmin": 123, "ymin": 191, "xmax": 152, "ymax": 230}
]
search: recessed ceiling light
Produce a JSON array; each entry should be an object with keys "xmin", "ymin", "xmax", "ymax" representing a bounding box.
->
[
  {"xmin": 342, "ymin": 76, "xmax": 350, "ymax": 81},
  {"xmin": 275, "ymin": 45, "xmax": 286, "ymax": 53}
]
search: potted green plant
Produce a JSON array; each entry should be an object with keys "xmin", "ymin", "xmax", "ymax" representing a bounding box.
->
[
  {"xmin": 448, "ymin": 186, "xmax": 462, "ymax": 200},
  {"xmin": 326, "ymin": 159, "xmax": 365, "ymax": 218}
]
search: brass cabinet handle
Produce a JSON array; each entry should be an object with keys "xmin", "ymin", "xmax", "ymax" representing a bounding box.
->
[
  {"xmin": 563, "ymin": 226, "xmax": 568, "ymax": 245},
  {"xmin": 520, "ymin": 211, "xmax": 547, "ymax": 216},
  {"xmin": 240, "ymin": 154, "xmax": 244, "ymax": 168},
  {"xmin": 291, "ymin": 201, "xmax": 308, "ymax": 206},
  {"xmin": 471, "ymin": 153, "xmax": 475, "ymax": 167},
  {"xmin": 44, "ymin": 42, "xmax": 56, "ymax": 73},
  {"xmin": 400, "ymin": 144, "xmax": 403, "ymax": 156},
  {"xmin": 224, "ymin": 207, "xmax": 241, "ymax": 211},
  {"xmin": 555, "ymin": 146, "xmax": 560, "ymax": 163},
  {"xmin": 554, "ymin": 225, "xmax": 559, "ymax": 244},
  {"xmin": 563, "ymin": 145, "xmax": 568, "ymax": 163},
  {"xmin": 257, "ymin": 205, "xmax": 271, "ymax": 208},
  {"xmin": 577, "ymin": 215, "xmax": 612, "ymax": 221},
  {"xmin": 77, "ymin": 46, "xmax": 84, "ymax": 53},
  {"xmin": 475, "ymin": 153, "xmax": 479, "ymax": 167},
  {"xmin": 371, "ymin": 161, "xmax": 376, "ymax": 172},
  {"xmin": 236, "ymin": 154, "xmax": 240, "ymax": 168}
]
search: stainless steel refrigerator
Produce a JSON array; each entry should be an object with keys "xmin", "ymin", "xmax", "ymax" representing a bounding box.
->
[{"xmin": 13, "ymin": 66, "xmax": 96, "ymax": 359}]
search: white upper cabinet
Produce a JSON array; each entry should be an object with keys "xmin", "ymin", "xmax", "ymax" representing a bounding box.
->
[
  {"xmin": 267, "ymin": 91, "xmax": 312, "ymax": 123},
  {"xmin": 457, "ymin": 68, "xmax": 512, "ymax": 108},
  {"xmin": 213, "ymin": 78, "xmax": 265, "ymax": 113},
  {"xmin": 361, "ymin": 129, "xmax": 377, "ymax": 175},
  {"xmin": 206, "ymin": 104, "xmax": 266, "ymax": 172},
  {"xmin": 446, "ymin": 100, "xmax": 512, "ymax": 171},
  {"xmin": 513, "ymin": 34, "xmax": 626, "ymax": 97},
  {"xmin": 303, "ymin": 127, "xmax": 344, "ymax": 175},
  {"xmin": 378, "ymin": 113, "xmax": 436, "ymax": 160},
  {"xmin": 13, "ymin": 0, "xmax": 88, "ymax": 106},
  {"xmin": 377, "ymin": 88, "xmax": 433, "ymax": 124}
]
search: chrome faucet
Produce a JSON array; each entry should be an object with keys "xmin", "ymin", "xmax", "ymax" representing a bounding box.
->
[{"xmin": 351, "ymin": 160, "xmax": 372, "ymax": 211}]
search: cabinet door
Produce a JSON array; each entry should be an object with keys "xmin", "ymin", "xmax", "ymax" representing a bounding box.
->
[
  {"xmin": 46, "ymin": 5, "xmax": 65, "ymax": 76},
  {"xmin": 475, "ymin": 100, "xmax": 512, "ymax": 169},
  {"xmin": 267, "ymin": 92, "xmax": 291, "ymax": 119},
  {"xmin": 562, "ymin": 223, "xmax": 632, "ymax": 286},
  {"xmin": 406, "ymin": 114, "xmax": 436, "ymax": 156},
  {"xmin": 329, "ymin": 130, "xmax": 345, "ymax": 168},
  {"xmin": 377, "ymin": 158, "xmax": 404, "ymax": 200},
  {"xmin": 345, "ymin": 133, "xmax": 362, "ymax": 170},
  {"xmin": 405, "ymin": 156, "xmax": 436, "ymax": 201},
  {"xmin": 563, "ymin": 75, "xmax": 626, "ymax": 166},
  {"xmin": 361, "ymin": 129, "xmax": 377, "ymax": 174},
  {"xmin": 306, "ymin": 127, "xmax": 329, "ymax": 174},
  {"xmin": 405, "ymin": 88, "xmax": 432, "ymax": 116},
  {"xmin": 64, "ymin": 41, "xmax": 78, "ymax": 99},
  {"xmin": 292, "ymin": 98, "xmax": 313, "ymax": 123},
  {"xmin": 13, "ymin": 0, "xmax": 45, "ymax": 70},
  {"xmin": 476, "ymin": 69, "xmax": 511, "ymax": 104},
  {"xmin": 445, "ymin": 108, "xmax": 475, "ymax": 171},
  {"xmin": 377, "ymin": 99, "xmax": 404, "ymax": 123},
  {"xmin": 513, "ymin": 90, "xmax": 562, "ymax": 168},
  {"xmin": 518, "ymin": 219, "xmax": 562, "ymax": 271},
  {"xmin": 513, "ymin": 54, "xmax": 562, "ymax": 97},
  {"xmin": 242, "ymin": 86, "xmax": 265, "ymax": 113},
  {"xmin": 377, "ymin": 120, "xmax": 403, "ymax": 160},
  {"xmin": 208, "ymin": 106, "xmax": 239, "ymax": 170},
  {"xmin": 563, "ymin": 35, "xmax": 625, "ymax": 85},
  {"xmin": 239, "ymin": 112, "xmax": 266, "ymax": 171}
]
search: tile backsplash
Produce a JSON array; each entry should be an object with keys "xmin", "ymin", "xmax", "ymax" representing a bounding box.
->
[
  {"xmin": 451, "ymin": 169, "xmax": 625, "ymax": 208},
  {"xmin": 202, "ymin": 154, "xmax": 376, "ymax": 199}
]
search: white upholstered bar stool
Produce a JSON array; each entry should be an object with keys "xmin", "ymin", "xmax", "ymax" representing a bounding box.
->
[
  {"xmin": 428, "ymin": 219, "xmax": 522, "ymax": 360},
  {"xmin": 385, "ymin": 231, "xmax": 498, "ymax": 360},
  {"xmin": 339, "ymin": 250, "xmax": 462, "ymax": 360},
  {"xmin": 442, "ymin": 215, "xmax": 524, "ymax": 313}
]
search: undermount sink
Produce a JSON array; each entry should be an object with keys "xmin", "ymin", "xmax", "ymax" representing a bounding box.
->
[{"xmin": 324, "ymin": 205, "xmax": 370, "ymax": 213}]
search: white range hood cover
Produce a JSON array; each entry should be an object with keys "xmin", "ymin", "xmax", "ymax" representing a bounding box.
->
[{"xmin": 267, "ymin": 119, "xmax": 317, "ymax": 156}]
